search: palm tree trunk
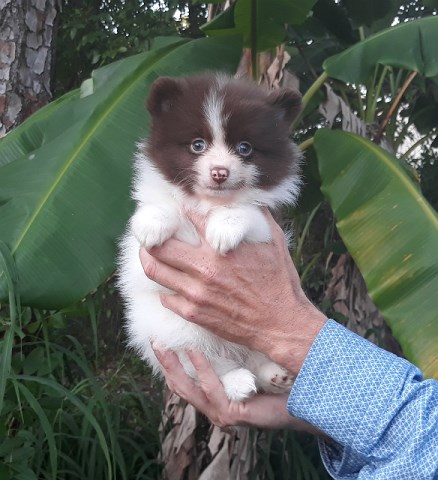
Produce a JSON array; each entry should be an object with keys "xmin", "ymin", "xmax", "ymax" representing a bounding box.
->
[
  {"xmin": 325, "ymin": 253, "xmax": 403, "ymax": 355},
  {"xmin": 159, "ymin": 391, "xmax": 259, "ymax": 479}
]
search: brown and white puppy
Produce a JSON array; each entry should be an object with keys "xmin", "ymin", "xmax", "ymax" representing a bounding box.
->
[{"xmin": 118, "ymin": 73, "xmax": 302, "ymax": 401}]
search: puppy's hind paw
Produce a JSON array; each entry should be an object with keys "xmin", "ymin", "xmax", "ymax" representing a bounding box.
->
[
  {"xmin": 257, "ymin": 362, "xmax": 295, "ymax": 394},
  {"xmin": 270, "ymin": 369, "xmax": 295, "ymax": 390}
]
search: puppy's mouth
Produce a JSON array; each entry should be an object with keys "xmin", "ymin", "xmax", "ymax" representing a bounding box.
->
[
  {"xmin": 191, "ymin": 181, "xmax": 247, "ymax": 201},
  {"xmin": 206, "ymin": 181, "xmax": 246, "ymax": 192}
]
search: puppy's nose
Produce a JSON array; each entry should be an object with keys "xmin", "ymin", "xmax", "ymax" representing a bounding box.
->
[{"xmin": 211, "ymin": 167, "xmax": 229, "ymax": 184}]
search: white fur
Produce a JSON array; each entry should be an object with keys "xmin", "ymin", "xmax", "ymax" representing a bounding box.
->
[
  {"xmin": 118, "ymin": 94, "xmax": 301, "ymax": 401},
  {"xmin": 203, "ymin": 88, "xmax": 226, "ymax": 141}
]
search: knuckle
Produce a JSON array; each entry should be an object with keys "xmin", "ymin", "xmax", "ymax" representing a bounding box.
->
[
  {"xmin": 200, "ymin": 263, "xmax": 216, "ymax": 284},
  {"xmin": 182, "ymin": 303, "xmax": 199, "ymax": 322},
  {"xmin": 188, "ymin": 287, "xmax": 206, "ymax": 307},
  {"xmin": 213, "ymin": 415, "xmax": 231, "ymax": 429}
]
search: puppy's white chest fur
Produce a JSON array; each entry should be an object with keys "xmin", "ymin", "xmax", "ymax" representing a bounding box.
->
[{"xmin": 118, "ymin": 74, "xmax": 302, "ymax": 401}]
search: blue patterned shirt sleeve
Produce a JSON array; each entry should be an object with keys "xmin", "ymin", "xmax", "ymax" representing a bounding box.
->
[{"xmin": 287, "ymin": 319, "xmax": 438, "ymax": 479}]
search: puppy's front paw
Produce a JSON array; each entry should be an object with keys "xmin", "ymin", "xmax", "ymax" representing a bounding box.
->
[
  {"xmin": 206, "ymin": 215, "xmax": 246, "ymax": 255},
  {"xmin": 220, "ymin": 368, "xmax": 257, "ymax": 402},
  {"xmin": 131, "ymin": 206, "xmax": 179, "ymax": 249},
  {"xmin": 137, "ymin": 222, "xmax": 175, "ymax": 249}
]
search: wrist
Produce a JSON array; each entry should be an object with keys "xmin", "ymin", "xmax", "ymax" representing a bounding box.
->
[{"xmin": 263, "ymin": 304, "xmax": 327, "ymax": 376}]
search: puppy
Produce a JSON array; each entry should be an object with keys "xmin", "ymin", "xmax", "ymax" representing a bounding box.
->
[{"xmin": 118, "ymin": 73, "xmax": 302, "ymax": 401}]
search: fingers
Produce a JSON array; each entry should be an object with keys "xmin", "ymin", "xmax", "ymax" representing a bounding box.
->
[
  {"xmin": 159, "ymin": 293, "xmax": 203, "ymax": 324},
  {"xmin": 187, "ymin": 350, "xmax": 229, "ymax": 403},
  {"xmin": 145, "ymin": 238, "xmax": 218, "ymax": 280},
  {"xmin": 153, "ymin": 346, "xmax": 202, "ymax": 402},
  {"xmin": 154, "ymin": 346, "xmax": 224, "ymax": 404},
  {"xmin": 152, "ymin": 345, "xmax": 233, "ymax": 426},
  {"xmin": 139, "ymin": 248, "xmax": 192, "ymax": 293},
  {"xmin": 153, "ymin": 345, "xmax": 320, "ymax": 433},
  {"xmin": 153, "ymin": 345, "xmax": 183, "ymax": 376}
]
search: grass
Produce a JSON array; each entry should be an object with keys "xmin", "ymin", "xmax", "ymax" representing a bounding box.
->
[
  {"xmin": 0, "ymin": 268, "xmax": 163, "ymax": 479},
  {"xmin": 0, "ymin": 327, "xmax": 163, "ymax": 479}
]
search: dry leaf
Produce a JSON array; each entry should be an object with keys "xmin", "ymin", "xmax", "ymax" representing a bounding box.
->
[
  {"xmin": 319, "ymin": 84, "xmax": 367, "ymax": 137},
  {"xmin": 235, "ymin": 45, "xmax": 299, "ymax": 93},
  {"xmin": 160, "ymin": 392, "xmax": 198, "ymax": 479}
]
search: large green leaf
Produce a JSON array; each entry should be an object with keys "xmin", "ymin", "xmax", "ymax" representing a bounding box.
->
[
  {"xmin": 201, "ymin": 4, "xmax": 239, "ymax": 38},
  {"xmin": 314, "ymin": 129, "xmax": 438, "ymax": 378},
  {"xmin": 0, "ymin": 36, "xmax": 242, "ymax": 309},
  {"xmin": 324, "ymin": 16, "xmax": 438, "ymax": 84}
]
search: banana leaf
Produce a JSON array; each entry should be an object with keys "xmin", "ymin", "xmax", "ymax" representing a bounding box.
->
[
  {"xmin": 314, "ymin": 129, "xmax": 438, "ymax": 378},
  {"xmin": 0, "ymin": 89, "xmax": 80, "ymax": 168},
  {"xmin": 324, "ymin": 15, "xmax": 438, "ymax": 84},
  {"xmin": 0, "ymin": 36, "xmax": 242, "ymax": 309}
]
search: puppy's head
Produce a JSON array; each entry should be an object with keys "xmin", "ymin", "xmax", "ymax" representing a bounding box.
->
[{"xmin": 146, "ymin": 74, "xmax": 302, "ymax": 202}]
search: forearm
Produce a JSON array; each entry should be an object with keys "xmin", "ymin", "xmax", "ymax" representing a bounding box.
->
[{"xmin": 288, "ymin": 320, "xmax": 438, "ymax": 479}]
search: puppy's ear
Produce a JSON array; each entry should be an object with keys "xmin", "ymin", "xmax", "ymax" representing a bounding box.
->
[
  {"xmin": 268, "ymin": 88, "xmax": 302, "ymax": 124},
  {"xmin": 147, "ymin": 77, "xmax": 183, "ymax": 115}
]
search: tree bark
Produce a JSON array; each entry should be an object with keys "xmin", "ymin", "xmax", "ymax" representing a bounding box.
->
[
  {"xmin": 159, "ymin": 392, "xmax": 260, "ymax": 480},
  {"xmin": 0, "ymin": 0, "xmax": 57, "ymax": 136},
  {"xmin": 325, "ymin": 253, "xmax": 403, "ymax": 356}
]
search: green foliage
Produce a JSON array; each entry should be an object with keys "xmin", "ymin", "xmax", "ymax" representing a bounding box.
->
[
  {"xmin": 255, "ymin": 429, "xmax": 329, "ymax": 480},
  {"xmin": 0, "ymin": 301, "xmax": 162, "ymax": 479},
  {"xmin": 202, "ymin": 0, "xmax": 317, "ymax": 52},
  {"xmin": 0, "ymin": 244, "xmax": 161, "ymax": 479},
  {"xmin": 323, "ymin": 16, "xmax": 438, "ymax": 84},
  {"xmin": 315, "ymin": 130, "xmax": 438, "ymax": 378},
  {"xmin": 54, "ymin": 0, "xmax": 194, "ymax": 95},
  {"xmin": 420, "ymin": 154, "xmax": 438, "ymax": 211},
  {"xmin": 340, "ymin": 0, "xmax": 399, "ymax": 27}
]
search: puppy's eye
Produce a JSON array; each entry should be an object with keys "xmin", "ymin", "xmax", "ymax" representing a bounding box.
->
[
  {"xmin": 190, "ymin": 139, "xmax": 207, "ymax": 153},
  {"xmin": 236, "ymin": 141, "xmax": 253, "ymax": 157}
]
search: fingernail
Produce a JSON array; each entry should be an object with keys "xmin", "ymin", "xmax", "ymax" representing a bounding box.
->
[{"xmin": 151, "ymin": 341, "xmax": 165, "ymax": 353}]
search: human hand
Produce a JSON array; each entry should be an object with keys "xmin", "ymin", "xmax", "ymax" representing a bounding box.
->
[
  {"xmin": 141, "ymin": 210, "xmax": 327, "ymax": 376},
  {"xmin": 153, "ymin": 344, "xmax": 322, "ymax": 434}
]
